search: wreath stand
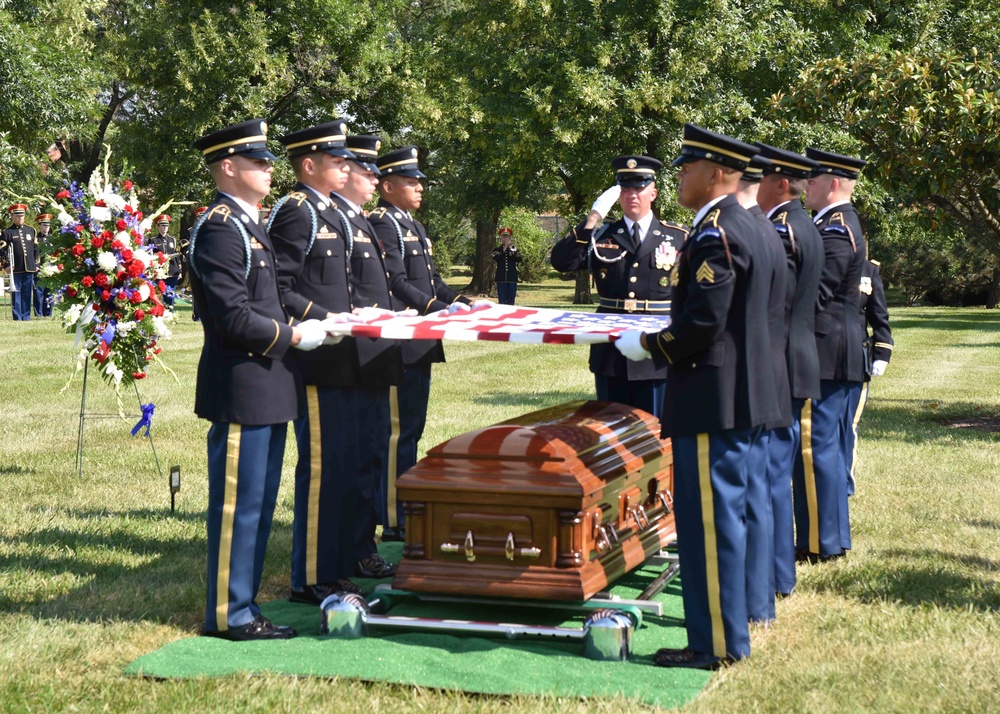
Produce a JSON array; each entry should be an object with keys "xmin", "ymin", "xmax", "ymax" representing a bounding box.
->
[{"xmin": 75, "ymin": 357, "xmax": 164, "ymax": 483}]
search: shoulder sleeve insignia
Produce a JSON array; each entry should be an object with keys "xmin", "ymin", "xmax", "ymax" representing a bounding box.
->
[
  {"xmin": 206, "ymin": 205, "xmax": 231, "ymax": 222},
  {"xmin": 694, "ymin": 226, "xmax": 722, "ymax": 243},
  {"xmin": 695, "ymin": 261, "xmax": 716, "ymax": 284},
  {"xmin": 823, "ymin": 225, "xmax": 849, "ymax": 237}
]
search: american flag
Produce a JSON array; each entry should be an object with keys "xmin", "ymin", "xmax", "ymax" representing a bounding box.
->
[{"xmin": 326, "ymin": 305, "xmax": 671, "ymax": 344}]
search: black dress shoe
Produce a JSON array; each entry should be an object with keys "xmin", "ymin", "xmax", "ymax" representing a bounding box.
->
[
  {"xmin": 653, "ymin": 647, "xmax": 736, "ymax": 670},
  {"xmin": 380, "ymin": 527, "xmax": 406, "ymax": 543},
  {"xmin": 290, "ymin": 579, "xmax": 365, "ymax": 604},
  {"xmin": 202, "ymin": 615, "xmax": 297, "ymax": 641},
  {"xmin": 356, "ymin": 553, "xmax": 397, "ymax": 578}
]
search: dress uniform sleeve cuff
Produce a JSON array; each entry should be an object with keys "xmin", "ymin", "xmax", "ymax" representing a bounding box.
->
[{"xmin": 650, "ymin": 330, "xmax": 675, "ymax": 367}]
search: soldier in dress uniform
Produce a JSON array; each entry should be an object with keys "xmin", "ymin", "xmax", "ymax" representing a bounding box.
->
[
  {"xmin": 616, "ymin": 124, "xmax": 777, "ymax": 669},
  {"xmin": 368, "ymin": 145, "xmax": 490, "ymax": 540},
  {"xmin": 551, "ymin": 155, "xmax": 688, "ymax": 420},
  {"xmin": 845, "ymin": 258, "xmax": 893, "ymax": 490},
  {"xmin": 189, "ymin": 119, "xmax": 329, "ymax": 641},
  {"xmin": 492, "ymin": 227, "xmax": 521, "ymax": 304},
  {"xmin": 331, "ymin": 133, "xmax": 400, "ymax": 580},
  {"xmin": 147, "ymin": 214, "xmax": 181, "ymax": 308},
  {"xmin": 33, "ymin": 214, "xmax": 53, "ymax": 317},
  {"xmin": 183, "ymin": 206, "xmax": 208, "ymax": 322},
  {"xmin": 804, "ymin": 148, "xmax": 868, "ymax": 559},
  {"xmin": 1, "ymin": 204, "xmax": 38, "ymax": 320},
  {"xmin": 735, "ymin": 155, "xmax": 790, "ymax": 624},
  {"xmin": 754, "ymin": 143, "xmax": 824, "ymax": 595},
  {"xmin": 267, "ymin": 120, "xmax": 368, "ymax": 604}
]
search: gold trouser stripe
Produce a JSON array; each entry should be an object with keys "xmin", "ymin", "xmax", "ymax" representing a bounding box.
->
[
  {"xmin": 306, "ymin": 386, "xmax": 322, "ymax": 585},
  {"xmin": 801, "ymin": 399, "xmax": 819, "ymax": 553},
  {"xmin": 387, "ymin": 386, "xmax": 401, "ymax": 528},
  {"xmin": 215, "ymin": 425, "xmax": 242, "ymax": 631},
  {"xmin": 697, "ymin": 433, "xmax": 726, "ymax": 658},
  {"xmin": 850, "ymin": 382, "xmax": 869, "ymax": 482}
]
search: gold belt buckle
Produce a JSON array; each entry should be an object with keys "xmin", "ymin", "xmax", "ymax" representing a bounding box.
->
[{"xmin": 623, "ymin": 299, "xmax": 637, "ymax": 312}]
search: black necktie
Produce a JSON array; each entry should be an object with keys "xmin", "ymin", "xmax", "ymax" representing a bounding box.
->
[{"xmin": 632, "ymin": 222, "xmax": 642, "ymax": 248}]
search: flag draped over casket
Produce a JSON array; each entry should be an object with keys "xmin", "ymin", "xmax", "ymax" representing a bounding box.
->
[{"xmin": 325, "ymin": 305, "xmax": 671, "ymax": 345}]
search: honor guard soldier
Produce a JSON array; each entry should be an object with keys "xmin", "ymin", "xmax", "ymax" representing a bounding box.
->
[
  {"xmin": 492, "ymin": 227, "xmax": 521, "ymax": 304},
  {"xmin": 803, "ymin": 149, "xmax": 868, "ymax": 559},
  {"xmin": 735, "ymin": 155, "xmax": 790, "ymax": 623},
  {"xmin": 183, "ymin": 206, "xmax": 208, "ymax": 322},
  {"xmin": 148, "ymin": 214, "xmax": 181, "ymax": 308},
  {"xmin": 368, "ymin": 145, "xmax": 489, "ymax": 540},
  {"xmin": 268, "ymin": 120, "xmax": 367, "ymax": 604},
  {"xmin": 551, "ymin": 155, "xmax": 687, "ymax": 419},
  {"xmin": 189, "ymin": 119, "xmax": 329, "ymax": 641},
  {"xmin": 33, "ymin": 214, "xmax": 54, "ymax": 317},
  {"xmin": 845, "ymin": 258, "xmax": 893, "ymax": 490},
  {"xmin": 615, "ymin": 124, "xmax": 778, "ymax": 669},
  {"xmin": 1, "ymin": 204, "xmax": 38, "ymax": 320},
  {"xmin": 753, "ymin": 143, "xmax": 824, "ymax": 595},
  {"xmin": 334, "ymin": 133, "xmax": 401, "ymax": 580}
]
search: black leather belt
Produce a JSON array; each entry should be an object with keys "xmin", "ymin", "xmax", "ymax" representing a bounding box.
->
[{"xmin": 599, "ymin": 298, "xmax": 671, "ymax": 313}]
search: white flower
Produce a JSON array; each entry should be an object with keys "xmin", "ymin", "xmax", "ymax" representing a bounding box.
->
[
  {"xmin": 97, "ymin": 252, "xmax": 118, "ymax": 272},
  {"xmin": 104, "ymin": 360, "xmax": 124, "ymax": 385},
  {"xmin": 75, "ymin": 348, "xmax": 89, "ymax": 372},
  {"xmin": 132, "ymin": 249, "xmax": 152, "ymax": 269},
  {"xmin": 151, "ymin": 316, "xmax": 172, "ymax": 339},
  {"xmin": 63, "ymin": 303, "xmax": 83, "ymax": 328},
  {"xmin": 40, "ymin": 263, "xmax": 59, "ymax": 278},
  {"xmin": 103, "ymin": 193, "xmax": 126, "ymax": 213},
  {"xmin": 88, "ymin": 169, "xmax": 103, "ymax": 198},
  {"xmin": 138, "ymin": 217, "xmax": 152, "ymax": 234},
  {"xmin": 138, "ymin": 283, "xmax": 151, "ymax": 301},
  {"xmin": 57, "ymin": 210, "xmax": 74, "ymax": 226},
  {"xmin": 116, "ymin": 321, "xmax": 135, "ymax": 335},
  {"xmin": 90, "ymin": 205, "xmax": 111, "ymax": 223},
  {"xmin": 114, "ymin": 231, "xmax": 131, "ymax": 249}
]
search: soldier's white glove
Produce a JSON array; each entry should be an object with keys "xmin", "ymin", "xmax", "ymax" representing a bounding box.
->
[
  {"xmin": 293, "ymin": 319, "xmax": 327, "ymax": 351},
  {"xmin": 446, "ymin": 302, "xmax": 472, "ymax": 314},
  {"xmin": 352, "ymin": 306, "xmax": 394, "ymax": 321},
  {"xmin": 319, "ymin": 313, "xmax": 362, "ymax": 345},
  {"xmin": 871, "ymin": 360, "xmax": 888, "ymax": 377},
  {"xmin": 471, "ymin": 299, "xmax": 495, "ymax": 309},
  {"xmin": 590, "ymin": 185, "xmax": 622, "ymax": 219},
  {"xmin": 615, "ymin": 330, "xmax": 651, "ymax": 361}
]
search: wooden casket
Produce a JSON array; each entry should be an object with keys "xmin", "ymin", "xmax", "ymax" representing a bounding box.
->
[{"xmin": 392, "ymin": 400, "xmax": 675, "ymax": 601}]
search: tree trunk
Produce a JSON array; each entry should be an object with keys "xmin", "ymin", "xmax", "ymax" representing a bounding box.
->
[
  {"xmin": 988, "ymin": 266, "xmax": 1000, "ymax": 309},
  {"xmin": 468, "ymin": 213, "xmax": 499, "ymax": 295},
  {"xmin": 573, "ymin": 269, "xmax": 592, "ymax": 305}
]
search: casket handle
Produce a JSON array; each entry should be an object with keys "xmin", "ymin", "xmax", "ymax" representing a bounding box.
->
[
  {"xmin": 439, "ymin": 530, "xmax": 477, "ymax": 561},
  {"xmin": 656, "ymin": 491, "xmax": 673, "ymax": 514},
  {"xmin": 505, "ymin": 532, "xmax": 542, "ymax": 560},
  {"xmin": 629, "ymin": 507, "xmax": 650, "ymax": 530}
]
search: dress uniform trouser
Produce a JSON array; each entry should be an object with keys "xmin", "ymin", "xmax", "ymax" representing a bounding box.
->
[
  {"xmin": 842, "ymin": 381, "xmax": 868, "ymax": 496},
  {"xmin": 745, "ymin": 429, "xmax": 774, "ymax": 623},
  {"xmin": 292, "ymin": 386, "xmax": 360, "ymax": 589},
  {"xmin": 33, "ymin": 281, "xmax": 52, "ymax": 317},
  {"xmin": 352, "ymin": 385, "xmax": 389, "ymax": 568},
  {"xmin": 12, "ymin": 273, "xmax": 34, "ymax": 320},
  {"xmin": 673, "ymin": 427, "xmax": 758, "ymax": 661},
  {"xmin": 204, "ymin": 421, "xmax": 286, "ymax": 632},
  {"xmin": 794, "ymin": 382, "xmax": 851, "ymax": 556},
  {"xmin": 382, "ymin": 364, "xmax": 433, "ymax": 530},
  {"xmin": 164, "ymin": 276, "xmax": 179, "ymax": 308},
  {"xmin": 496, "ymin": 282, "xmax": 517, "ymax": 305},
  {"xmin": 768, "ymin": 398, "xmax": 805, "ymax": 596},
  {"xmin": 595, "ymin": 376, "xmax": 665, "ymax": 421}
]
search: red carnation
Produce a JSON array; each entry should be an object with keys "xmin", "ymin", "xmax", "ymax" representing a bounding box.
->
[
  {"xmin": 157, "ymin": 280, "xmax": 166, "ymax": 293},
  {"xmin": 91, "ymin": 237, "xmax": 104, "ymax": 249},
  {"xmin": 129, "ymin": 292, "xmax": 142, "ymax": 304},
  {"xmin": 95, "ymin": 272, "xmax": 109, "ymax": 287},
  {"xmin": 150, "ymin": 305, "xmax": 164, "ymax": 317},
  {"xmin": 56, "ymin": 189, "xmax": 71, "ymax": 200},
  {"xmin": 101, "ymin": 290, "xmax": 112, "ymax": 301},
  {"xmin": 132, "ymin": 372, "xmax": 146, "ymax": 379},
  {"xmin": 124, "ymin": 205, "xmax": 134, "ymax": 214},
  {"xmin": 75, "ymin": 224, "xmax": 84, "ymax": 233},
  {"xmin": 115, "ymin": 219, "xmax": 127, "ymax": 231},
  {"xmin": 58, "ymin": 264, "xmax": 64, "ymax": 270},
  {"xmin": 114, "ymin": 291, "xmax": 125, "ymax": 302},
  {"xmin": 94, "ymin": 200, "xmax": 107, "ymax": 207},
  {"xmin": 121, "ymin": 249, "xmax": 133, "ymax": 262},
  {"xmin": 153, "ymin": 347, "xmax": 162, "ymax": 355},
  {"xmin": 136, "ymin": 211, "xmax": 143, "ymax": 221},
  {"xmin": 123, "ymin": 180, "xmax": 133, "ymax": 191},
  {"xmin": 116, "ymin": 271, "xmax": 126, "ymax": 283},
  {"xmin": 66, "ymin": 286, "xmax": 78, "ymax": 298},
  {"xmin": 130, "ymin": 230, "xmax": 140, "ymax": 240},
  {"xmin": 81, "ymin": 276, "xmax": 94, "ymax": 288},
  {"xmin": 157, "ymin": 252, "xmax": 166, "ymax": 265},
  {"xmin": 126, "ymin": 261, "xmax": 143, "ymax": 278},
  {"xmin": 71, "ymin": 244, "xmax": 85, "ymax": 257},
  {"xmin": 101, "ymin": 230, "xmax": 113, "ymax": 240},
  {"xmin": 134, "ymin": 309, "xmax": 145, "ymax": 320}
]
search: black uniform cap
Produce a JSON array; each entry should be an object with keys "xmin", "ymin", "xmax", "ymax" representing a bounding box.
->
[
  {"xmin": 279, "ymin": 121, "xmax": 355, "ymax": 159},
  {"xmin": 377, "ymin": 146, "xmax": 426, "ymax": 178},
  {"xmin": 194, "ymin": 119, "xmax": 277, "ymax": 164},
  {"xmin": 611, "ymin": 155, "xmax": 662, "ymax": 188},
  {"xmin": 672, "ymin": 123, "xmax": 757, "ymax": 170},
  {"xmin": 753, "ymin": 143, "xmax": 819, "ymax": 179},
  {"xmin": 345, "ymin": 135, "xmax": 383, "ymax": 175},
  {"xmin": 740, "ymin": 154, "xmax": 772, "ymax": 183},
  {"xmin": 805, "ymin": 148, "xmax": 866, "ymax": 179}
]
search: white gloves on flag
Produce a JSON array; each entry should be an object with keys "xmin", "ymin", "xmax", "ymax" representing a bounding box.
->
[
  {"xmin": 615, "ymin": 330, "xmax": 651, "ymax": 361},
  {"xmin": 590, "ymin": 185, "xmax": 621, "ymax": 219},
  {"xmin": 293, "ymin": 319, "xmax": 328, "ymax": 351},
  {"xmin": 470, "ymin": 299, "xmax": 495, "ymax": 309}
]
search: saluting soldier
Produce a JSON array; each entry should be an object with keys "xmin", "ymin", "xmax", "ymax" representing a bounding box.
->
[
  {"xmin": 189, "ymin": 119, "xmax": 329, "ymax": 641},
  {"xmin": 754, "ymin": 143, "xmax": 824, "ymax": 596},
  {"xmin": 735, "ymin": 154, "xmax": 790, "ymax": 624},
  {"xmin": 147, "ymin": 214, "xmax": 181, "ymax": 308},
  {"xmin": 1, "ymin": 204, "xmax": 38, "ymax": 320},
  {"xmin": 33, "ymin": 214, "xmax": 54, "ymax": 317},
  {"xmin": 332, "ymin": 133, "xmax": 400, "ymax": 580},
  {"xmin": 804, "ymin": 148, "xmax": 868, "ymax": 559},
  {"xmin": 845, "ymin": 258, "xmax": 893, "ymax": 489},
  {"xmin": 268, "ymin": 120, "xmax": 367, "ymax": 604},
  {"xmin": 368, "ymin": 145, "xmax": 490, "ymax": 540},
  {"xmin": 616, "ymin": 124, "xmax": 777, "ymax": 669},
  {"xmin": 551, "ymin": 155, "xmax": 687, "ymax": 419},
  {"xmin": 491, "ymin": 227, "xmax": 521, "ymax": 304}
]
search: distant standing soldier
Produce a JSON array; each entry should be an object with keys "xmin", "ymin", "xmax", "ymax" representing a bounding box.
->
[
  {"xmin": 492, "ymin": 227, "xmax": 521, "ymax": 305},
  {"xmin": 1, "ymin": 204, "xmax": 38, "ymax": 320},
  {"xmin": 33, "ymin": 213, "xmax": 54, "ymax": 317},
  {"xmin": 148, "ymin": 214, "xmax": 181, "ymax": 308}
]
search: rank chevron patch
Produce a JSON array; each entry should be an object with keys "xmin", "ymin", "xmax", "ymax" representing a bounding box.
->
[{"xmin": 695, "ymin": 261, "xmax": 715, "ymax": 284}]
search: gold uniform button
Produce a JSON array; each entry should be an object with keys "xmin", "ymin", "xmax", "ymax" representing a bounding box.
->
[
  {"xmin": 389, "ymin": 290, "xmax": 394, "ymax": 296},
  {"xmin": 364, "ymin": 251, "xmax": 370, "ymax": 258},
  {"xmin": 259, "ymin": 260, "xmax": 266, "ymax": 267},
  {"xmin": 412, "ymin": 249, "xmax": 418, "ymax": 255},
  {"xmin": 628, "ymin": 291, "xmax": 635, "ymax": 298},
  {"xmin": 327, "ymin": 250, "xmax": 332, "ymax": 256},
  {"xmin": 385, "ymin": 272, "xmax": 390, "ymax": 278},
  {"xmin": 633, "ymin": 262, "xmax": 639, "ymax": 268},
  {"xmin": 629, "ymin": 276, "xmax": 637, "ymax": 283}
]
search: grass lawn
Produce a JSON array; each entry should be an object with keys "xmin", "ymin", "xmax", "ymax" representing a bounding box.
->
[{"xmin": 1, "ymin": 272, "xmax": 998, "ymax": 713}]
